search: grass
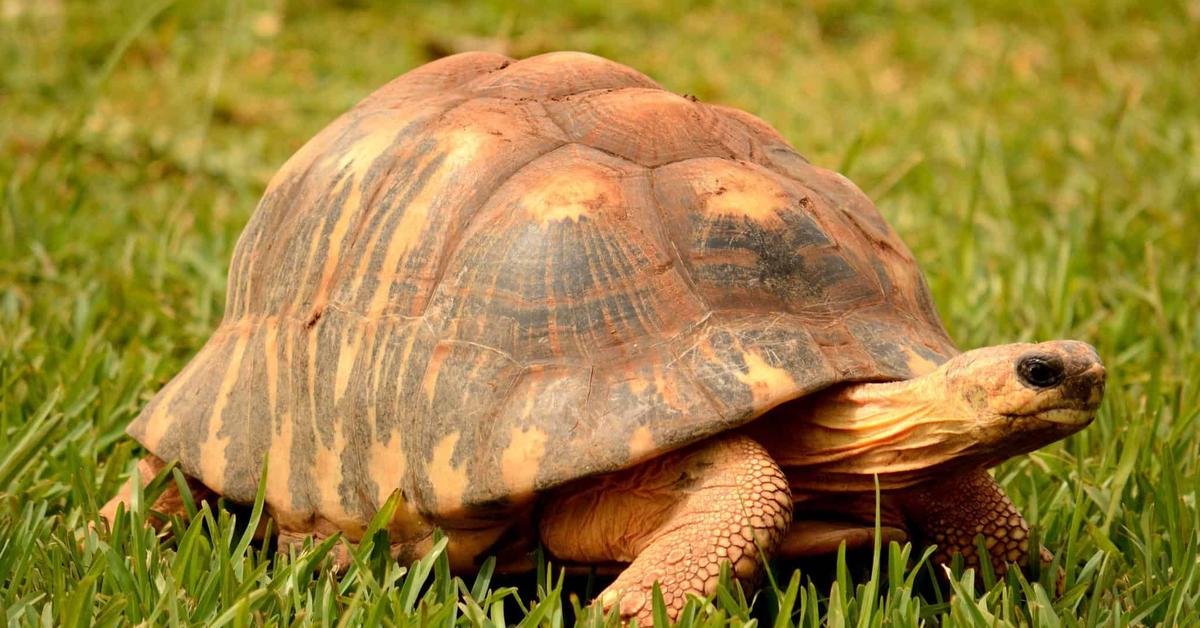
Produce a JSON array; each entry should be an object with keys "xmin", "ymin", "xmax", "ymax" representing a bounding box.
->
[{"xmin": 2, "ymin": 0, "xmax": 1198, "ymax": 624}]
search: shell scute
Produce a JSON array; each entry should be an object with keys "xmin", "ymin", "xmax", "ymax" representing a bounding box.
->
[
  {"xmin": 468, "ymin": 51, "xmax": 660, "ymax": 99},
  {"xmin": 547, "ymin": 88, "xmax": 741, "ymax": 167},
  {"xmin": 653, "ymin": 158, "xmax": 885, "ymax": 317},
  {"xmin": 424, "ymin": 144, "xmax": 706, "ymax": 363},
  {"xmin": 356, "ymin": 51, "xmax": 513, "ymax": 108},
  {"xmin": 708, "ymin": 104, "xmax": 814, "ymax": 175}
]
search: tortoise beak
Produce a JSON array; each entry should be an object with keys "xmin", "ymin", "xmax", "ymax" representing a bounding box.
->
[
  {"xmin": 1070, "ymin": 362, "xmax": 1107, "ymax": 412},
  {"xmin": 1013, "ymin": 340, "xmax": 1105, "ymax": 427},
  {"xmin": 1059, "ymin": 342, "xmax": 1106, "ymax": 413}
]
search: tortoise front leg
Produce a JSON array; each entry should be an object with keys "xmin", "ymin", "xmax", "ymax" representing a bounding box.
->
[
  {"xmin": 897, "ymin": 468, "xmax": 1053, "ymax": 578},
  {"xmin": 539, "ymin": 435, "xmax": 792, "ymax": 624}
]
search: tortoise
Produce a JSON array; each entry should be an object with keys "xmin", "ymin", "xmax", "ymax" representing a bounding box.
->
[{"xmin": 102, "ymin": 51, "xmax": 1106, "ymax": 623}]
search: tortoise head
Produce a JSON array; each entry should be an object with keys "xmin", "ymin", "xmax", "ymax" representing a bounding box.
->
[
  {"xmin": 760, "ymin": 339, "xmax": 1105, "ymax": 492},
  {"xmin": 935, "ymin": 340, "xmax": 1105, "ymax": 464}
]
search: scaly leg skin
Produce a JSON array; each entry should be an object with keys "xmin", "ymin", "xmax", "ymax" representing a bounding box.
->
[
  {"xmin": 779, "ymin": 492, "xmax": 910, "ymax": 557},
  {"xmin": 540, "ymin": 435, "xmax": 792, "ymax": 625},
  {"xmin": 100, "ymin": 455, "xmax": 216, "ymax": 529},
  {"xmin": 897, "ymin": 468, "xmax": 1054, "ymax": 579},
  {"xmin": 778, "ymin": 520, "xmax": 909, "ymax": 557}
]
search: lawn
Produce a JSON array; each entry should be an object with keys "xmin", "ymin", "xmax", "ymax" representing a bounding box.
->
[{"xmin": 2, "ymin": 0, "xmax": 1198, "ymax": 625}]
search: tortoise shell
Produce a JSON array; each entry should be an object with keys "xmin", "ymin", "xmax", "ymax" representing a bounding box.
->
[{"xmin": 127, "ymin": 51, "xmax": 956, "ymax": 533}]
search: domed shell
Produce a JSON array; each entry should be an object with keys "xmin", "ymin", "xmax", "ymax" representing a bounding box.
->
[{"xmin": 127, "ymin": 52, "xmax": 956, "ymax": 530}]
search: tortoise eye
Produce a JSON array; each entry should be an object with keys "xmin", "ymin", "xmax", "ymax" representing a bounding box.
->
[{"xmin": 1016, "ymin": 354, "xmax": 1065, "ymax": 389}]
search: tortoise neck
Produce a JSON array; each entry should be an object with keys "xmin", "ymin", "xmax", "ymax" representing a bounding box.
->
[
  {"xmin": 749, "ymin": 368, "xmax": 978, "ymax": 493},
  {"xmin": 829, "ymin": 371, "xmax": 941, "ymax": 405}
]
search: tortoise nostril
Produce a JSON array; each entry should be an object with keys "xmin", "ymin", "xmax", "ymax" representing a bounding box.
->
[
  {"xmin": 1084, "ymin": 364, "xmax": 1106, "ymax": 386},
  {"xmin": 1083, "ymin": 363, "xmax": 1107, "ymax": 401},
  {"xmin": 1016, "ymin": 354, "xmax": 1066, "ymax": 389}
]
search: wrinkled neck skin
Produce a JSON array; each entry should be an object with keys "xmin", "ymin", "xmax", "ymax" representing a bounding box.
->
[{"xmin": 749, "ymin": 376, "xmax": 982, "ymax": 495}]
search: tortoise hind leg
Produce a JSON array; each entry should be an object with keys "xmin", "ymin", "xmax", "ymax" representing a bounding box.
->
[
  {"xmin": 100, "ymin": 455, "xmax": 217, "ymax": 529},
  {"xmin": 539, "ymin": 435, "xmax": 792, "ymax": 624}
]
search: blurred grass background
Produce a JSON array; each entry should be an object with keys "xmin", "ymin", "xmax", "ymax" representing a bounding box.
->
[{"xmin": 2, "ymin": 0, "xmax": 1198, "ymax": 625}]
